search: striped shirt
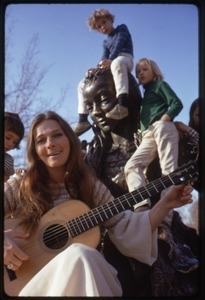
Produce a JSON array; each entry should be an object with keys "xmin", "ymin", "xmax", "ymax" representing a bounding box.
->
[{"xmin": 4, "ymin": 153, "xmax": 15, "ymax": 176}]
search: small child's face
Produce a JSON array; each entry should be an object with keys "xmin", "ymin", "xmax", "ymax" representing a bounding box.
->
[
  {"xmin": 95, "ymin": 17, "xmax": 114, "ymax": 35},
  {"xmin": 137, "ymin": 62, "xmax": 155, "ymax": 85},
  {"xmin": 4, "ymin": 131, "xmax": 20, "ymax": 152}
]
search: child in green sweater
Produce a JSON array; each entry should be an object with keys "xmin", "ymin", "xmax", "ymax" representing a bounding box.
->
[{"xmin": 125, "ymin": 58, "xmax": 183, "ymax": 223}]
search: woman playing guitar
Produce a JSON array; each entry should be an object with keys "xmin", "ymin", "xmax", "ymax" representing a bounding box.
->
[{"xmin": 4, "ymin": 111, "xmax": 195, "ymax": 297}]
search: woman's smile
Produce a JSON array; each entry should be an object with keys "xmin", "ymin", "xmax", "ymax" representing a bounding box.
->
[{"xmin": 34, "ymin": 119, "xmax": 70, "ymax": 180}]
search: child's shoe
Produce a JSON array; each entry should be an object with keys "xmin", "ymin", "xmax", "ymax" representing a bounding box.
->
[
  {"xmin": 105, "ymin": 104, "xmax": 128, "ymax": 120},
  {"xmin": 73, "ymin": 121, "xmax": 91, "ymax": 136}
]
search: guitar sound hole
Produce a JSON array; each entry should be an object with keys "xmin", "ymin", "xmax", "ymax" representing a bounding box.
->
[{"xmin": 43, "ymin": 224, "xmax": 69, "ymax": 249}]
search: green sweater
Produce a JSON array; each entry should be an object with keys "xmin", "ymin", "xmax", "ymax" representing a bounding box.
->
[{"xmin": 140, "ymin": 81, "xmax": 183, "ymax": 132}]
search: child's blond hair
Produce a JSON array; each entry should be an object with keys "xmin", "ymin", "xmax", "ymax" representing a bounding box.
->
[
  {"xmin": 87, "ymin": 9, "xmax": 115, "ymax": 30},
  {"xmin": 135, "ymin": 58, "xmax": 164, "ymax": 82}
]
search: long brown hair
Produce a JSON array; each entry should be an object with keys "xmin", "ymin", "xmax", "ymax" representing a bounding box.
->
[
  {"xmin": 188, "ymin": 98, "xmax": 200, "ymax": 133},
  {"xmin": 18, "ymin": 111, "xmax": 96, "ymax": 230}
]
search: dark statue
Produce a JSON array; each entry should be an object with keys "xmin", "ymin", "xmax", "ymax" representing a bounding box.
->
[
  {"xmin": 80, "ymin": 67, "xmax": 199, "ymax": 297},
  {"xmin": 84, "ymin": 67, "xmax": 142, "ymax": 196}
]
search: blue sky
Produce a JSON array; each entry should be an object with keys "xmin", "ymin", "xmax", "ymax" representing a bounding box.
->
[{"xmin": 5, "ymin": 3, "xmax": 199, "ymax": 147}]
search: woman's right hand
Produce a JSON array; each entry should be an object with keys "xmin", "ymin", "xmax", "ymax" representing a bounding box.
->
[
  {"xmin": 4, "ymin": 229, "xmax": 29, "ymax": 271},
  {"xmin": 149, "ymin": 184, "xmax": 193, "ymax": 232}
]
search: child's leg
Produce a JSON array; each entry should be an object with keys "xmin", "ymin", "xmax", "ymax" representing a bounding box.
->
[
  {"xmin": 154, "ymin": 121, "xmax": 179, "ymax": 175},
  {"xmin": 106, "ymin": 55, "xmax": 133, "ymax": 120},
  {"xmin": 153, "ymin": 120, "xmax": 179, "ymax": 225},
  {"xmin": 124, "ymin": 129, "xmax": 157, "ymax": 192},
  {"xmin": 74, "ymin": 79, "xmax": 91, "ymax": 136},
  {"xmin": 77, "ymin": 79, "xmax": 89, "ymax": 116},
  {"xmin": 111, "ymin": 55, "xmax": 133, "ymax": 98}
]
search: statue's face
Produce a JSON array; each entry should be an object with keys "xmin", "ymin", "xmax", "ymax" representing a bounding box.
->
[{"xmin": 85, "ymin": 75, "xmax": 118, "ymax": 132}]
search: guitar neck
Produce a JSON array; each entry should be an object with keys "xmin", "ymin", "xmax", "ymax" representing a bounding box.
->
[{"xmin": 67, "ymin": 161, "xmax": 198, "ymax": 238}]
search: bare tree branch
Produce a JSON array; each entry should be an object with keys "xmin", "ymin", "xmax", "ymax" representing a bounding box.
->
[{"xmin": 5, "ymin": 17, "xmax": 68, "ymax": 167}]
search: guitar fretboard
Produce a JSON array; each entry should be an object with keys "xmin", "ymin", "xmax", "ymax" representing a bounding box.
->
[{"xmin": 66, "ymin": 161, "xmax": 198, "ymax": 237}]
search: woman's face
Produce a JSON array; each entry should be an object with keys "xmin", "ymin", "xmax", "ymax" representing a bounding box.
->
[{"xmin": 34, "ymin": 119, "xmax": 70, "ymax": 174}]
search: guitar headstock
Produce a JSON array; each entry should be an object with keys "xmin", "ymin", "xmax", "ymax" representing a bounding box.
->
[{"xmin": 171, "ymin": 160, "xmax": 199, "ymax": 186}]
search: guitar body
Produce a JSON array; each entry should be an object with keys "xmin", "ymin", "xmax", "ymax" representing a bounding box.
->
[{"xmin": 4, "ymin": 200, "xmax": 101, "ymax": 296}]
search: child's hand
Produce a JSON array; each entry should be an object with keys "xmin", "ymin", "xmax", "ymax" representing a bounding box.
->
[
  {"xmin": 98, "ymin": 59, "xmax": 112, "ymax": 68},
  {"xmin": 175, "ymin": 121, "xmax": 190, "ymax": 133},
  {"xmin": 15, "ymin": 168, "xmax": 26, "ymax": 177}
]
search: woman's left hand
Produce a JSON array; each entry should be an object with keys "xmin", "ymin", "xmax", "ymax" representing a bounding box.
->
[{"xmin": 161, "ymin": 184, "xmax": 193, "ymax": 209}]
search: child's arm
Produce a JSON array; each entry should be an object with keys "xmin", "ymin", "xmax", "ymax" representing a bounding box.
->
[{"xmin": 159, "ymin": 81, "xmax": 183, "ymax": 120}]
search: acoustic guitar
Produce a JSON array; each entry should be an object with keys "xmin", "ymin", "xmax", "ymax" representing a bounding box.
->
[{"xmin": 4, "ymin": 160, "xmax": 198, "ymax": 296}]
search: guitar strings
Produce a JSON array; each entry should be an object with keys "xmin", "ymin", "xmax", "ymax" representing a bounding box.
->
[
  {"xmin": 13, "ymin": 163, "xmax": 197, "ymax": 253},
  {"xmin": 27, "ymin": 165, "xmax": 198, "ymax": 249},
  {"xmin": 41, "ymin": 163, "xmax": 198, "ymax": 245}
]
